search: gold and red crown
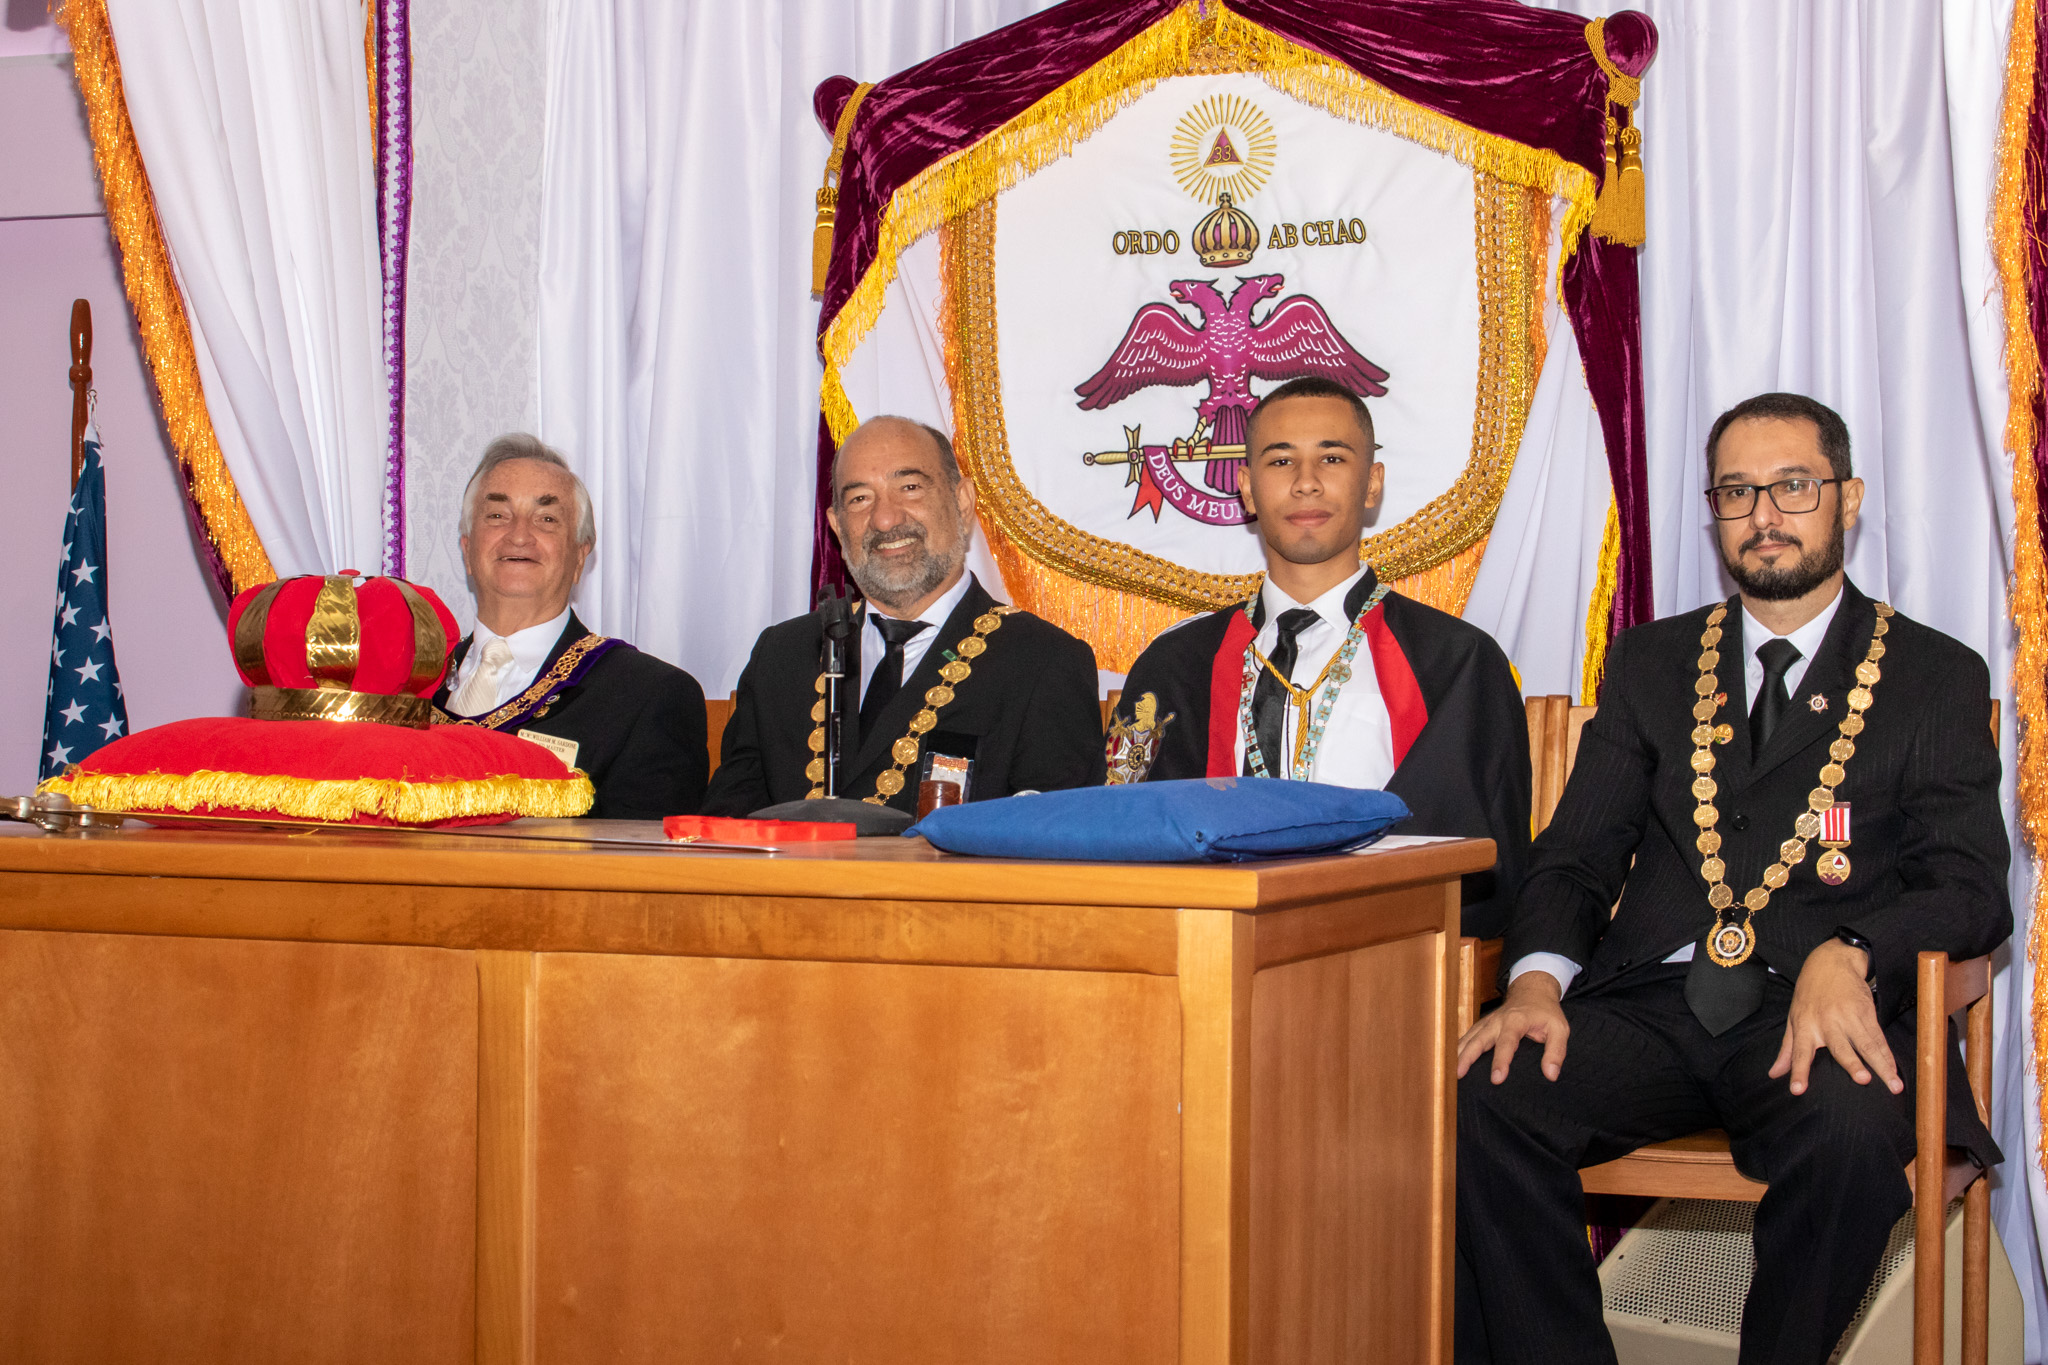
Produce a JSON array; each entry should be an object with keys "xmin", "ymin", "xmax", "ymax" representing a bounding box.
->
[
  {"xmin": 1192, "ymin": 191, "xmax": 1259, "ymax": 268},
  {"xmin": 227, "ymin": 573, "xmax": 461, "ymax": 728}
]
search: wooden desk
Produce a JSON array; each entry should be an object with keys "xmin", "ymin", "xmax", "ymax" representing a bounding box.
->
[{"xmin": 0, "ymin": 822, "xmax": 1490, "ymax": 1365}]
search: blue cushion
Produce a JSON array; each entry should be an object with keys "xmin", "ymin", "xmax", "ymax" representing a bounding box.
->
[{"xmin": 905, "ymin": 776, "xmax": 1411, "ymax": 862}]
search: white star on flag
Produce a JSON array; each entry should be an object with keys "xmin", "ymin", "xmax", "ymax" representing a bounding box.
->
[
  {"xmin": 70, "ymin": 560, "xmax": 97, "ymax": 585},
  {"xmin": 97, "ymin": 715, "xmax": 124, "ymax": 740},
  {"xmin": 59, "ymin": 701, "xmax": 87, "ymax": 726},
  {"xmin": 60, "ymin": 602, "xmax": 79, "ymax": 627},
  {"xmin": 45, "ymin": 742, "xmax": 71, "ymax": 768},
  {"xmin": 90, "ymin": 619, "xmax": 112, "ymax": 643},
  {"xmin": 74, "ymin": 658, "xmax": 103, "ymax": 683}
]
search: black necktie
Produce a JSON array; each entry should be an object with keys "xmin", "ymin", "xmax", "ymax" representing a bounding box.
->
[
  {"xmin": 859, "ymin": 616, "xmax": 928, "ymax": 743},
  {"xmin": 1749, "ymin": 637, "xmax": 1802, "ymax": 754},
  {"xmin": 1250, "ymin": 608, "xmax": 1319, "ymax": 777}
]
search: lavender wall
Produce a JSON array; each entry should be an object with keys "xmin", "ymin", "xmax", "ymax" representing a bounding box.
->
[{"xmin": 0, "ymin": 51, "xmax": 244, "ymax": 795}]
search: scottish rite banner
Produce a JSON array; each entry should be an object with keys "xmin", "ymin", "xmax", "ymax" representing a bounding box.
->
[{"xmin": 815, "ymin": 3, "xmax": 1653, "ymax": 672}]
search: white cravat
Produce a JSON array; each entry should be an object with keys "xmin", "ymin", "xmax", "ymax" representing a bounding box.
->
[
  {"xmin": 1231, "ymin": 565, "xmax": 1395, "ymax": 787},
  {"xmin": 449, "ymin": 637, "xmax": 516, "ymax": 717}
]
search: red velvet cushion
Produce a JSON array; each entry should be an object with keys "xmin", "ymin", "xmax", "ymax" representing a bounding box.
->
[{"xmin": 42, "ymin": 716, "xmax": 593, "ymax": 828}]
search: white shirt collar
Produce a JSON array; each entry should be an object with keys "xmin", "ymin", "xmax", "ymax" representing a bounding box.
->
[
  {"xmin": 1259, "ymin": 563, "xmax": 1370, "ymax": 633},
  {"xmin": 1740, "ymin": 583, "xmax": 1842, "ymax": 664},
  {"xmin": 473, "ymin": 605, "xmax": 573, "ymax": 679},
  {"xmin": 866, "ymin": 571, "xmax": 973, "ymax": 641}
]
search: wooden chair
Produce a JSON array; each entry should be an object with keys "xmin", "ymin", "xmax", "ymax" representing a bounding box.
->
[
  {"xmin": 705, "ymin": 693, "xmax": 737, "ymax": 775},
  {"xmin": 1467, "ymin": 697, "xmax": 2003, "ymax": 1363}
]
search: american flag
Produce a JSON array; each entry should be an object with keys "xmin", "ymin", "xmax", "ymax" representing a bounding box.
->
[{"xmin": 39, "ymin": 428, "xmax": 128, "ymax": 781}]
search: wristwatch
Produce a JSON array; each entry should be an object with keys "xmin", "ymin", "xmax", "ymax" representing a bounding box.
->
[{"xmin": 1833, "ymin": 927, "xmax": 1878, "ymax": 992}]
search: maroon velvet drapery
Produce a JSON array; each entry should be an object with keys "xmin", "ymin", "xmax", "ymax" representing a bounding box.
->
[{"xmin": 812, "ymin": 0, "xmax": 1657, "ymax": 639}]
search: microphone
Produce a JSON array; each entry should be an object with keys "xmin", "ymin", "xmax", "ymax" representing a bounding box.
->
[{"xmin": 818, "ymin": 591, "xmax": 856, "ymax": 798}]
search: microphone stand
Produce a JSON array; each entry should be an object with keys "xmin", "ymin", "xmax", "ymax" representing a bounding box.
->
[{"xmin": 819, "ymin": 591, "xmax": 854, "ymax": 798}]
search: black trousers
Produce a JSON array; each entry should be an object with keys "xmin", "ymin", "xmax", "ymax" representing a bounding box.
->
[{"xmin": 1456, "ymin": 963, "xmax": 1915, "ymax": 1365}]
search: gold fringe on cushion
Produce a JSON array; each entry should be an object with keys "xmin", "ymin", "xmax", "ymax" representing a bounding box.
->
[
  {"xmin": 41, "ymin": 767, "xmax": 595, "ymax": 824},
  {"xmin": 1989, "ymin": 0, "xmax": 2048, "ymax": 1179},
  {"xmin": 58, "ymin": 0, "xmax": 275, "ymax": 594},
  {"xmin": 1578, "ymin": 496, "xmax": 1620, "ymax": 705}
]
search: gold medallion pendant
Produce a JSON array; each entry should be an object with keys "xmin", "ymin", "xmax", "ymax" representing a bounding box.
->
[
  {"xmin": 1688, "ymin": 602, "xmax": 1891, "ymax": 971},
  {"xmin": 1707, "ymin": 918, "xmax": 1756, "ymax": 967}
]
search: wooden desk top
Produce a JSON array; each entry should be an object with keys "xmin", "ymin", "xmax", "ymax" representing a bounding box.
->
[{"xmin": 0, "ymin": 820, "xmax": 1492, "ymax": 912}]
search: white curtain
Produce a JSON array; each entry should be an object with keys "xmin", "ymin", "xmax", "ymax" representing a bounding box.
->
[
  {"xmin": 537, "ymin": 0, "xmax": 2048, "ymax": 1348},
  {"xmin": 535, "ymin": 0, "xmax": 1062, "ymax": 696},
  {"xmin": 105, "ymin": 0, "xmax": 389, "ymax": 579},
  {"xmin": 1514, "ymin": 0, "xmax": 2040, "ymax": 1350}
]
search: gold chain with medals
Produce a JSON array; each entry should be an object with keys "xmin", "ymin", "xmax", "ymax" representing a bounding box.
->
[
  {"xmin": 805, "ymin": 606, "xmax": 1017, "ymax": 805},
  {"xmin": 1691, "ymin": 600, "xmax": 1893, "ymax": 967}
]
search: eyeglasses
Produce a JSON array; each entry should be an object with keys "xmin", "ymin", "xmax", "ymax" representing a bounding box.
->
[{"xmin": 1703, "ymin": 477, "xmax": 1841, "ymax": 520}]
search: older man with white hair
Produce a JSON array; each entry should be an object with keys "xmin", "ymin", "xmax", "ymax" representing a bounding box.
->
[{"xmin": 433, "ymin": 433, "xmax": 708, "ymax": 817}]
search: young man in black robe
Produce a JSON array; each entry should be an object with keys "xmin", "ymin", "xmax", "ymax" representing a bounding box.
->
[{"xmin": 1106, "ymin": 376, "xmax": 1530, "ymax": 936}]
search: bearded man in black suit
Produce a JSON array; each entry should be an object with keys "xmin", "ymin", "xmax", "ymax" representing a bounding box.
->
[
  {"xmin": 1455, "ymin": 393, "xmax": 2009, "ymax": 1364},
  {"xmin": 433, "ymin": 434, "xmax": 708, "ymax": 818},
  {"xmin": 702, "ymin": 416, "xmax": 1104, "ymax": 817}
]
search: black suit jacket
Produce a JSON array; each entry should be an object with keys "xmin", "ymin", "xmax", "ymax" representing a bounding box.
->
[
  {"xmin": 703, "ymin": 576, "xmax": 1105, "ymax": 816},
  {"xmin": 436, "ymin": 613, "xmax": 708, "ymax": 820},
  {"xmin": 1507, "ymin": 582, "xmax": 2009, "ymax": 1159},
  {"xmin": 1114, "ymin": 574, "xmax": 1532, "ymax": 937}
]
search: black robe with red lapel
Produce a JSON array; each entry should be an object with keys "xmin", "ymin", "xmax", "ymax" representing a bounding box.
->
[{"xmin": 1112, "ymin": 568, "xmax": 1531, "ymax": 936}]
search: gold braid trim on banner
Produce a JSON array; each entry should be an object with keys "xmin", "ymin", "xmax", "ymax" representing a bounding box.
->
[
  {"xmin": 1578, "ymin": 496, "xmax": 1621, "ymax": 704},
  {"xmin": 58, "ymin": 0, "xmax": 275, "ymax": 593},
  {"xmin": 1990, "ymin": 0, "xmax": 2048, "ymax": 1181},
  {"xmin": 820, "ymin": 1, "xmax": 1600, "ymax": 428},
  {"xmin": 1210, "ymin": 6, "xmax": 1600, "ymax": 292},
  {"xmin": 40, "ymin": 768, "xmax": 596, "ymax": 824},
  {"xmin": 938, "ymin": 171, "xmax": 1544, "ymax": 664}
]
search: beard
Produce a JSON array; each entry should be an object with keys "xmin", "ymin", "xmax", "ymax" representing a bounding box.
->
[
  {"xmin": 1721, "ymin": 512, "xmax": 1846, "ymax": 602},
  {"xmin": 845, "ymin": 514, "xmax": 963, "ymax": 611}
]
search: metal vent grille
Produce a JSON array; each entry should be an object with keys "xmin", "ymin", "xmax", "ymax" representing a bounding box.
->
[
  {"xmin": 1600, "ymin": 1196, "xmax": 1952, "ymax": 1357},
  {"xmin": 1602, "ymin": 1199, "xmax": 1755, "ymax": 1336}
]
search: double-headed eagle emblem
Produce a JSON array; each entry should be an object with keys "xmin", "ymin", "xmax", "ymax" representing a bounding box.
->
[{"xmin": 1075, "ymin": 273, "xmax": 1388, "ymax": 494}]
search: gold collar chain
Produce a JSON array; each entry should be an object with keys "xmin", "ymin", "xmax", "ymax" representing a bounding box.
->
[
  {"xmin": 1691, "ymin": 600, "xmax": 1892, "ymax": 967},
  {"xmin": 806, "ymin": 606, "xmax": 1017, "ymax": 805}
]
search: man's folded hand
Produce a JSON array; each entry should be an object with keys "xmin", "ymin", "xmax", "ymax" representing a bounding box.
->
[{"xmin": 1458, "ymin": 969, "xmax": 1571, "ymax": 1084}]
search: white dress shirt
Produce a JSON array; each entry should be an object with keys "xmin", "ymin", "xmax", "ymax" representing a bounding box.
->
[
  {"xmin": 1507, "ymin": 585, "xmax": 1846, "ymax": 995},
  {"xmin": 446, "ymin": 606, "xmax": 573, "ymax": 713},
  {"xmin": 1231, "ymin": 565, "xmax": 1396, "ymax": 788},
  {"xmin": 858, "ymin": 573, "xmax": 974, "ymax": 705}
]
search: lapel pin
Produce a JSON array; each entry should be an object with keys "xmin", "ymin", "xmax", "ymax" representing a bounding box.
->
[
  {"xmin": 1808, "ymin": 693, "xmax": 1828, "ymax": 713},
  {"xmin": 1714, "ymin": 692, "xmax": 1727, "ymax": 707}
]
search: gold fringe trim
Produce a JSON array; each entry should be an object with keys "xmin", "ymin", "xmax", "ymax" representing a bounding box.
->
[
  {"xmin": 41, "ymin": 767, "xmax": 595, "ymax": 824},
  {"xmin": 1387, "ymin": 536, "xmax": 1488, "ymax": 616},
  {"xmin": 58, "ymin": 0, "xmax": 275, "ymax": 594},
  {"xmin": 1579, "ymin": 495, "xmax": 1621, "ymax": 705},
  {"xmin": 1990, "ymin": 0, "xmax": 2048, "ymax": 1179},
  {"xmin": 1208, "ymin": 6, "xmax": 1598, "ymax": 293},
  {"xmin": 821, "ymin": 362, "xmax": 859, "ymax": 446},
  {"xmin": 1583, "ymin": 17, "xmax": 1646, "ymax": 248},
  {"xmin": 818, "ymin": 1, "xmax": 1597, "ymax": 404}
]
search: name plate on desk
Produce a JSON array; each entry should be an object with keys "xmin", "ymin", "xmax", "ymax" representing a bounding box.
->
[{"xmin": 517, "ymin": 729, "xmax": 579, "ymax": 770}]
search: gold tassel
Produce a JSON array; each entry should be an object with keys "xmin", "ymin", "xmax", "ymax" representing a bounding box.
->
[
  {"xmin": 812, "ymin": 82, "xmax": 874, "ymax": 298},
  {"xmin": 1579, "ymin": 496, "xmax": 1621, "ymax": 704},
  {"xmin": 1583, "ymin": 17, "xmax": 1647, "ymax": 248}
]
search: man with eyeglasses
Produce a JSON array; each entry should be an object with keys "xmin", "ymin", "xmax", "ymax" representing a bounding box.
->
[{"xmin": 1454, "ymin": 392, "xmax": 2008, "ymax": 1363}]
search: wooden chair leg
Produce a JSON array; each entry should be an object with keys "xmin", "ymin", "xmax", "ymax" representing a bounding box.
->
[
  {"xmin": 1964, "ymin": 985, "xmax": 1994, "ymax": 1365},
  {"xmin": 1915, "ymin": 952, "xmax": 1947, "ymax": 1365}
]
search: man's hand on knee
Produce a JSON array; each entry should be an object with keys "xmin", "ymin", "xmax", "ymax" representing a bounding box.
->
[
  {"xmin": 1458, "ymin": 970, "xmax": 1570, "ymax": 1084},
  {"xmin": 1768, "ymin": 939, "xmax": 1902, "ymax": 1096}
]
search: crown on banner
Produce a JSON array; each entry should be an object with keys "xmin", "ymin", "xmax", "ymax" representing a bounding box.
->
[
  {"xmin": 1192, "ymin": 191, "xmax": 1259, "ymax": 268},
  {"xmin": 229, "ymin": 572, "xmax": 458, "ymax": 729}
]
